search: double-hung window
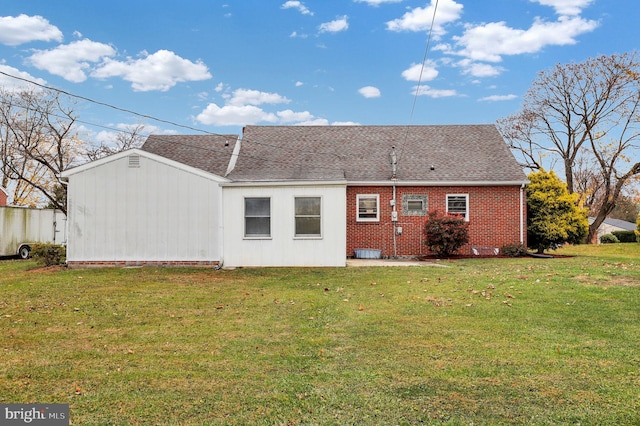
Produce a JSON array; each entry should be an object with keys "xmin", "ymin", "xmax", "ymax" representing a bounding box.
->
[
  {"xmin": 295, "ymin": 197, "xmax": 321, "ymax": 237},
  {"xmin": 245, "ymin": 197, "xmax": 271, "ymax": 237},
  {"xmin": 357, "ymin": 194, "xmax": 379, "ymax": 222},
  {"xmin": 446, "ymin": 194, "xmax": 469, "ymax": 221}
]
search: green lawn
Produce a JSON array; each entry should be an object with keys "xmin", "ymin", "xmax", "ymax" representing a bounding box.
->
[{"xmin": 1, "ymin": 244, "xmax": 639, "ymax": 425}]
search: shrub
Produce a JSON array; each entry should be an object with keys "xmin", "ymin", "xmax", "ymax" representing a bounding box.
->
[
  {"xmin": 526, "ymin": 170, "xmax": 588, "ymax": 253},
  {"xmin": 501, "ymin": 243, "xmax": 528, "ymax": 257},
  {"xmin": 31, "ymin": 244, "xmax": 66, "ymax": 266},
  {"xmin": 599, "ymin": 234, "xmax": 619, "ymax": 244},
  {"xmin": 424, "ymin": 211, "xmax": 469, "ymax": 257},
  {"xmin": 611, "ymin": 230, "xmax": 637, "ymax": 243}
]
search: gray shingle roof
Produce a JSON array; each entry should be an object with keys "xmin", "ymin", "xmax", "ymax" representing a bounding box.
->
[
  {"xmin": 140, "ymin": 125, "xmax": 527, "ymax": 184},
  {"xmin": 141, "ymin": 134, "xmax": 238, "ymax": 177},
  {"xmin": 229, "ymin": 125, "xmax": 527, "ymax": 183}
]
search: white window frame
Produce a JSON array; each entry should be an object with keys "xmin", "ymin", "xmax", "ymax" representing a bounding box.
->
[
  {"xmin": 244, "ymin": 197, "xmax": 271, "ymax": 238},
  {"xmin": 357, "ymin": 194, "xmax": 380, "ymax": 222},
  {"xmin": 446, "ymin": 194, "xmax": 469, "ymax": 221},
  {"xmin": 294, "ymin": 196, "xmax": 322, "ymax": 239}
]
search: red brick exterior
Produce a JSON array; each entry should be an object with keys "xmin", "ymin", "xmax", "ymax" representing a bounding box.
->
[
  {"xmin": 0, "ymin": 187, "xmax": 7, "ymax": 206},
  {"xmin": 347, "ymin": 185, "xmax": 526, "ymax": 257}
]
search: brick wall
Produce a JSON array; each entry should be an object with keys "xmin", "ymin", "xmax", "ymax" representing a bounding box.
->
[
  {"xmin": 347, "ymin": 185, "xmax": 526, "ymax": 257},
  {"xmin": 0, "ymin": 187, "xmax": 7, "ymax": 206}
]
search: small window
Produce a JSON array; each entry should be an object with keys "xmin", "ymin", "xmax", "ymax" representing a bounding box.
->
[
  {"xmin": 402, "ymin": 194, "xmax": 428, "ymax": 216},
  {"xmin": 357, "ymin": 194, "xmax": 379, "ymax": 222},
  {"xmin": 407, "ymin": 200, "xmax": 423, "ymax": 210},
  {"xmin": 447, "ymin": 194, "xmax": 469, "ymax": 221},
  {"xmin": 245, "ymin": 197, "xmax": 271, "ymax": 237},
  {"xmin": 295, "ymin": 197, "xmax": 321, "ymax": 237}
]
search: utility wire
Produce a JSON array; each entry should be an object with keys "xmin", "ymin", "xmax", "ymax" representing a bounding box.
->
[
  {"xmin": 0, "ymin": 70, "xmax": 215, "ymax": 135},
  {"xmin": 397, "ymin": 0, "xmax": 439, "ymax": 164},
  {"xmin": 0, "ymin": 72, "xmax": 345, "ymax": 160}
]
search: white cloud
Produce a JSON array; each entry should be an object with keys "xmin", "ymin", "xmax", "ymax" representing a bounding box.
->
[
  {"xmin": 401, "ymin": 62, "xmax": 439, "ymax": 82},
  {"xmin": 277, "ymin": 109, "xmax": 315, "ymax": 122},
  {"xmin": 197, "ymin": 86, "xmax": 322, "ymax": 127},
  {"xmin": 478, "ymin": 94, "xmax": 518, "ymax": 101},
  {"xmin": 453, "ymin": 15, "xmax": 599, "ymax": 63},
  {"xmin": 319, "ymin": 16, "xmax": 349, "ymax": 33},
  {"xmin": 331, "ymin": 121, "xmax": 360, "ymax": 125},
  {"xmin": 353, "ymin": 0, "xmax": 402, "ymax": 5},
  {"xmin": 0, "ymin": 64, "xmax": 47, "ymax": 90},
  {"xmin": 295, "ymin": 81, "xmax": 304, "ymax": 87},
  {"xmin": 281, "ymin": 1, "xmax": 313, "ymax": 15},
  {"xmin": 28, "ymin": 39, "xmax": 116, "ymax": 83},
  {"xmin": 227, "ymin": 88, "xmax": 290, "ymax": 106},
  {"xmin": 358, "ymin": 86, "xmax": 381, "ymax": 98},
  {"xmin": 0, "ymin": 14, "xmax": 63, "ymax": 46},
  {"xmin": 196, "ymin": 103, "xmax": 278, "ymax": 126},
  {"xmin": 386, "ymin": 0, "xmax": 463, "ymax": 35},
  {"xmin": 531, "ymin": 0, "xmax": 594, "ymax": 16},
  {"xmin": 458, "ymin": 60, "xmax": 504, "ymax": 78},
  {"xmin": 290, "ymin": 30, "xmax": 310, "ymax": 39},
  {"xmin": 414, "ymin": 85, "xmax": 457, "ymax": 98},
  {"xmin": 92, "ymin": 49, "xmax": 212, "ymax": 91}
]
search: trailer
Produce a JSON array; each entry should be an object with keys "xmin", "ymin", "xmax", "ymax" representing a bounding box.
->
[{"xmin": 0, "ymin": 206, "xmax": 66, "ymax": 258}]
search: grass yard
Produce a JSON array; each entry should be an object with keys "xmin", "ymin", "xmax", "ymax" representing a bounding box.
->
[{"xmin": 1, "ymin": 244, "xmax": 639, "ymax": 425}]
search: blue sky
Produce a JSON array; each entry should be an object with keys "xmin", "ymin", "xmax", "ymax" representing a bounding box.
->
[{"xmin": 0, "ymin": 0, "xmax": 636, "ymax": 144}]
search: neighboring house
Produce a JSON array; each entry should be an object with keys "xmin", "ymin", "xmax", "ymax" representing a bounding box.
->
[
  {"xmin": 589, "ymin": 217, "xmax": 637, "ymax": 242},
  {"xmin": 0, "ymin": 186, "xmax": 7, "ymax": 206},
  {"xmin": 60, "ymin": 125, "xmax": 528, "ymax": 268}
]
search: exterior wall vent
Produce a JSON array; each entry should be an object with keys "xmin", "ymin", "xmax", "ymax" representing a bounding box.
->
[{"xmin": 128, "ymin": 155, "xmax": 141, "ymax": 168}]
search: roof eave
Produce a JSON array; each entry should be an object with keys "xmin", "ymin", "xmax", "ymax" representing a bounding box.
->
[
  {"xmin": 347, "ymin": 180, "xmax": 529, "ymax": 187},
  {"xmin": 221, "ymin": 179, "xmax": 348, "ymax": 188}
]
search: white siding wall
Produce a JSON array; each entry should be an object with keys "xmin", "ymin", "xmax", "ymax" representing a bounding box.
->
[
  {"xmin": 66, "ymin": 155, "xmax": 223, "ymax": 262},
  {"xmin": 223, "ymin": 184, "xmax": 346, "ymax": 267}
]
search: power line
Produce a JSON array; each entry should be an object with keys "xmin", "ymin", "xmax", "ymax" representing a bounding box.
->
[
  {"xmin": 397, "ymin": 0, "xmax": 439, "ymax": 164},
  {"xmin": 0, "ymin": 70, "xmax": 216, "ymax": 135},
  {"xmin": 0, "ymin": 71, "xmax": 345, "ymax": 160}
]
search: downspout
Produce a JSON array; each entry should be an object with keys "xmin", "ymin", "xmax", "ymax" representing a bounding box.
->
[
  {"xmin": 520, "ymin": 183, "xmax": 525, "ymax": 244},
  {"xmin": 390, "ymin": 147, "xmax": 398, "ymax": 259}
]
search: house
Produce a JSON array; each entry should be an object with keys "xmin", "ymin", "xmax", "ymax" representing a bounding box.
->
[
  {"xmin": 0, "ymin": 186, "xmax": 7, "ymax": 206},
  {"xmin": 589, "ymin": 217, "xmax": 637, "ymax": 242},
  {"xmin": 60, "ymin": 125, "xmax": 528, "ymax": 268}
]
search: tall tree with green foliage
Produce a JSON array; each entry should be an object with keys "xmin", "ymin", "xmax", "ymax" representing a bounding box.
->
[{"xmin": 527, "ymin": 169, "xmax": 589, "ymax": 253}]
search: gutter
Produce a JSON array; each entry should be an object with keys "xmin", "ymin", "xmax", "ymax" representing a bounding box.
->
[
  {"xmin": 221, "ymin": 180, "xmax": 348, "ymax": 188},
  {"xmin": 348, "ymin": 180, "xmax": 529, "ymax": 187}
]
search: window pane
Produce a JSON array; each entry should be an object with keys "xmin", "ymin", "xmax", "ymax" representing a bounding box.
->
[
  {"xmin": 295, "ymin": 197, "xmax": 321, "ymax": 236},
  {"xmin": 358, "ymin": 196, "xmax": 378, "ymax": 218},
  {"xmin": 245, "ymin": 217, "xmax": 270, "ymax": 236},
  {"xmin": 245, "ymin": 197, "xmax": 270, "ymax": 216},
  {"xmin": 295, "ymin": 197, "xmax": 320, "ymax": 215},
  {"xmin": 447, "ymin": 195, "xmax": 467, "ymax": 218},
  {"xmin": 245, "ymin": 197, "xmax": 270, "ymax": 236},
  {"xmin": 407, "ymin": 200, "xmax": 423, "ymax": 210},
  {"xmin": 295, "ymin": 217, "xmax": 321, "ymax": 235}
]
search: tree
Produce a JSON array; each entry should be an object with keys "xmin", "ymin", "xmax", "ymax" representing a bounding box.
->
[
  {"xmin": 423, "ymin": 211, "xmax": 469, "ymax": 257},
  {"xmin": 526, "ymin": 169, "xmax": 589, "ymax": 253},
  {"xmin": 498, "ymin": 52, "xmax": 640, "ymax": 243},
  {"xmin": 0, "ymin": 88, "xmax": 84, "ymax": 213},
  {"xmin": 84, "ymin": 123, "xmax": 146, "ymax": 161}
]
